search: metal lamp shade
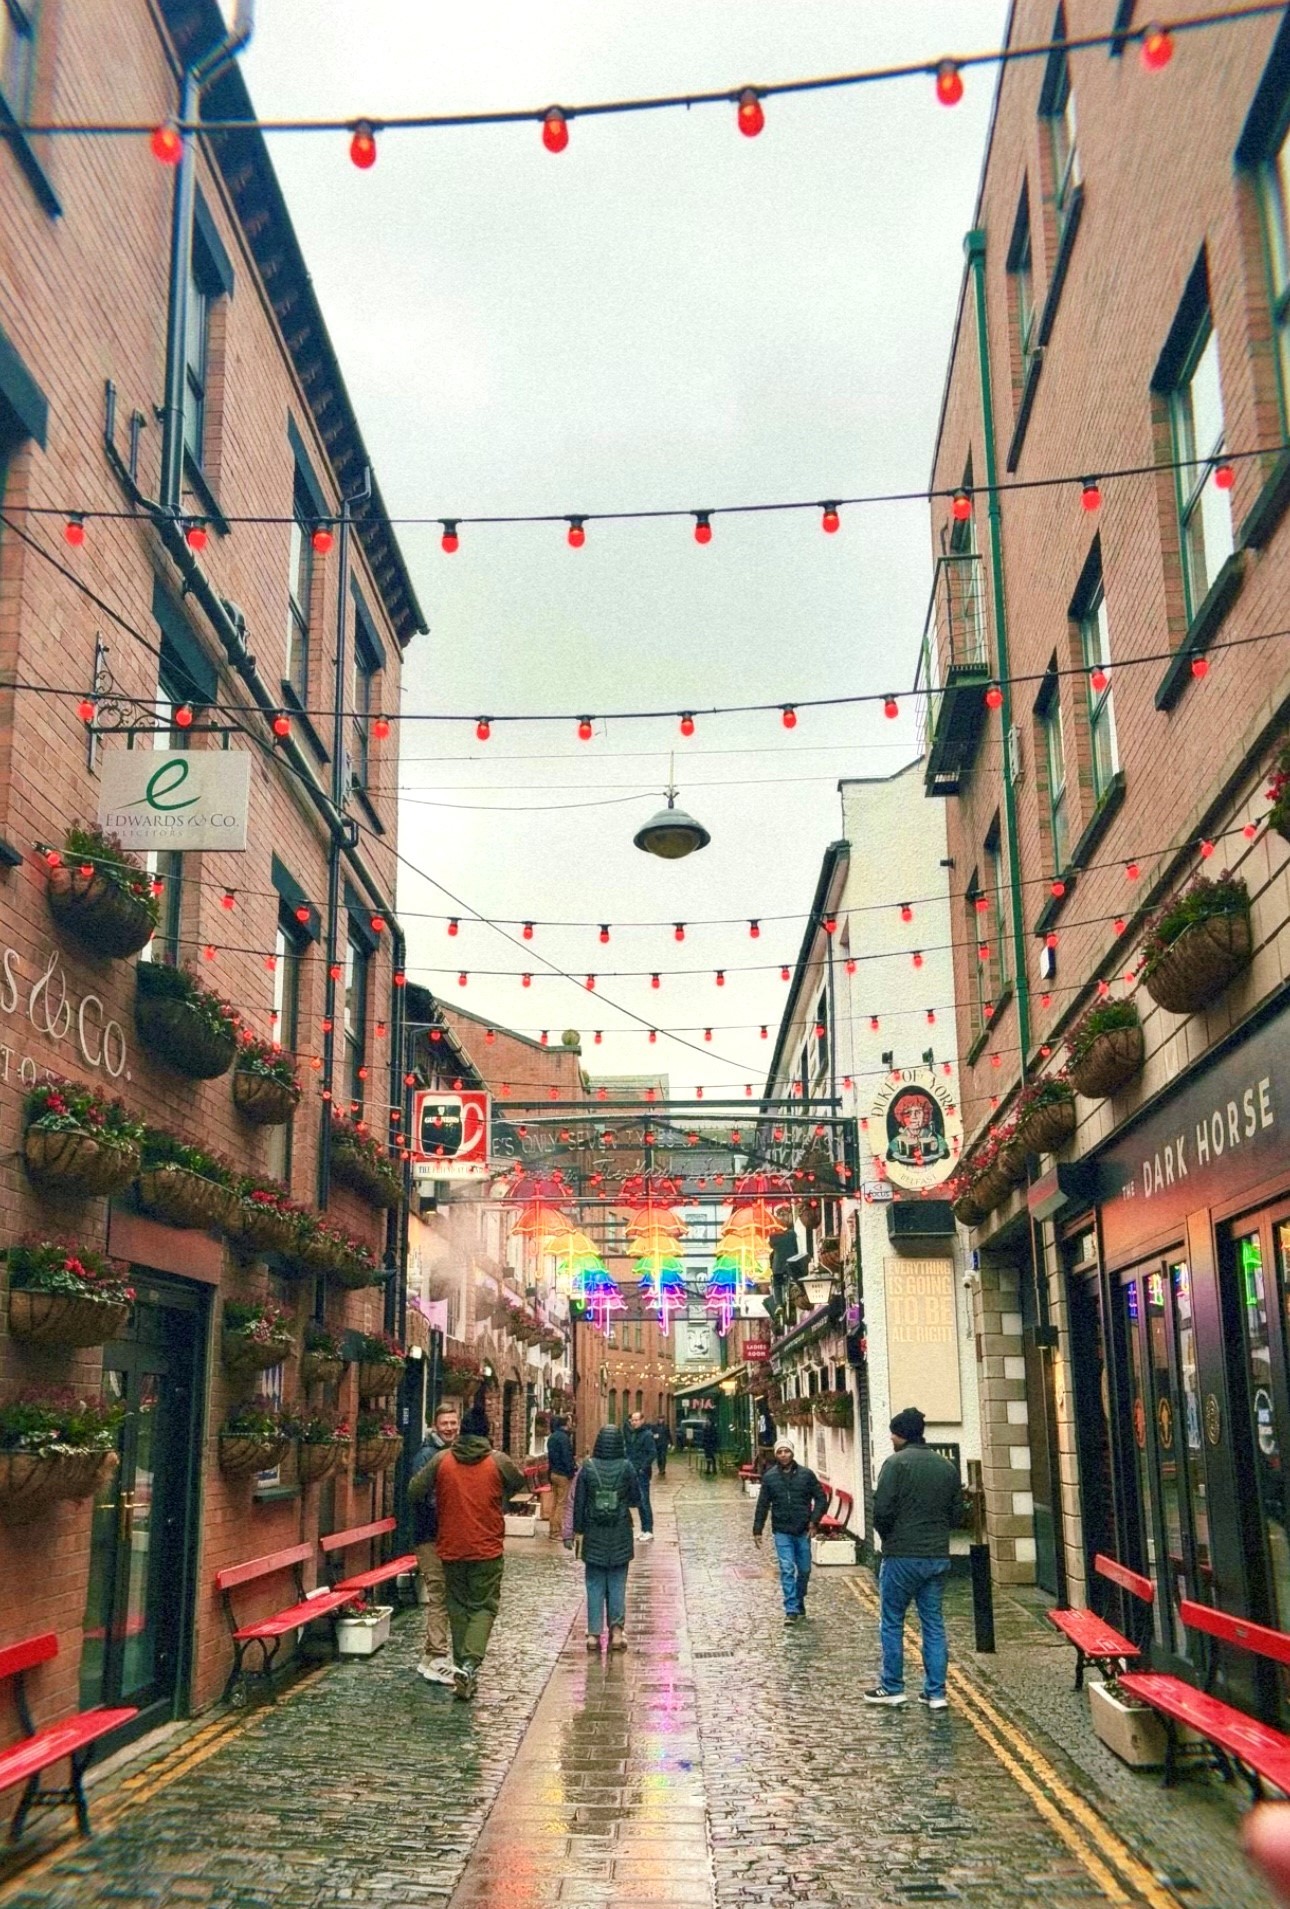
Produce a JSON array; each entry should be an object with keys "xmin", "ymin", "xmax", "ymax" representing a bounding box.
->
[{"xmin": 633, "ymin": 799, "xmax": 711, "ymax": 859}]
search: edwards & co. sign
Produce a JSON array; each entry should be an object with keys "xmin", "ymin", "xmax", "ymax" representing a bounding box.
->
[{"xmin": 0, "ymin": 941, "xmax": 129, "ymax": 1085}]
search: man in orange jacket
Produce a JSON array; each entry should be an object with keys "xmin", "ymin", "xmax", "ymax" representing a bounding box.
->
[{"xmin": 408, "ymin": 1404, "xmax": 524, "ymax": 1701}]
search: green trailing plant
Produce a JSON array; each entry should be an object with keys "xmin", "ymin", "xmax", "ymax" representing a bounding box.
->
[
  {"xmin": 355, "ymin": 1409, "xmax": 399, "ymax": 1441},
  {"xmin": 290, "ymin": 1404, "xmax": 351, "ymax": 1446},
  {"xmin": 3, "ymin": 1240, "xmax": 134, "ymax": 1305},
  {"xmin": 353, "ymin": 1330, "xmax": 405, "ymax": 1368},
  {"xmin": 303, "ymin": 1320, "xmax": 344, "ymax": 1359},
  {"xmin": 142, "ymin": 1130, "xmax": 236, "ymax": 1184},
  {"xmin": 135, "ymin": 959, "xmax": 239, "ymax": 1042},
  {"xmin": 234, "ymin": 1030, "xmax": 300, "ymax": 1092},
  {"xmin": 1013, "ymin": 1075, "xmax": 1074, "ymax": 1116},
  {"xmin": 221, "ymin": 1397, "xmax": 290, "ymax": 1440},
  {"xmin": 223, "ymin": 1298, "xmax": 293, "ymax": 1351},
  {"xmin": 0, "ymin": 1386, "xmax": 126, "ymax": 1454},
  {"xmin": 59, "ymin": 824, "xmax": 160, "ymax": 924},
  {"xmin": 1140, "ymin": 872, "xmax": 1249, "ymax": 973},
  {"xmin": 25, "ymin": 1078, "xmax": 145, "ymax": 1148},
  {"xmin": 329, "ymin": 1116, "xmax": 401, "ymax": 1203},
  {"xmin": 1067, "ymin": 997, "xmax": 1141, "ymax": 1063}
]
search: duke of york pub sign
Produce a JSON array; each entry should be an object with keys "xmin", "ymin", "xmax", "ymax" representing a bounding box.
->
[
  {"xmin": 868, "ymin": 1067, "xmax": 963, "ymax": 1193},
  {"xmin": 98, "ymin": 748, "xmax": 251, "ymax": 853}
]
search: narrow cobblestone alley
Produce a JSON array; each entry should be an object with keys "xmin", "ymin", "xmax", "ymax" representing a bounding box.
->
[{"xmin": 0, "ymin": 1479, "xmax": 1267, "ymax": 1909}]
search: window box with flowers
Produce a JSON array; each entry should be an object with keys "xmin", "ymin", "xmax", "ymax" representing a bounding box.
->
[
  {"xmin": 228, "ymin": 1178, "xmax": 300, "ymax": 1258},
  {"xmin": 442, "ymin": 1352, "xmax": 483, "ymax": 1396},
  {"xmin": 23, "ymin": 1078, "xmax": 145, "ymax": 1198},
  {"xmin": 290, "ymin": 1405, "xmax": 352, "ymax": 1484},
  {"xmin": 4, "ymin": 1240, "xmax": 135, "ymax": 1347},
  {"xmin": 301, "ymin": 1321, "xmax": 347, "ymax": 1389},
  {"xmin": 1012, "ymin": 1076, "xmax": 1076, "ymax": 1156},
  {"xmin": 0, "ymin": 1386, "xmax": 126, "ymax": 1525},
  {"xmin": 291, "ymin": 1213, "xmax": 350, "ymax": 1280},
  {"xmin": 232, "ymin": 1033, "xmax": 301, "ymax": 1126},
  {"xmin": 221, "ymin": 1299, "xmax": 295, "ymax": 1376},
  {"xmin": 45, "ymin": 825, "xmax": 160, "ymax": 959},
  {"xmin": 353, "ymin": 1410, "xmax": 402, "ymax": 1475},
  {"xmin": 354, "ymin": 1331, "xmax": 405, "ymax": 1401},
  {"xmin": 1140, "ymin": 873, "xmax": 1252, "ymax": 1015},
  {"xmin": 135, "ymin": 960, "xmax": 239, "ymax": 1079},
  {"xmin": 218, "ymin": 1398, "xmax": 293, "ymax": 1477},
  {"xmin": 137, "ymin": 1131, "xmax": 242, "ymax": 1234},
  {"xmin": 1067, "ymin": 998, "xmax": 1144, "ymax": 1100},
  {"xmin": 814, "ymin": 1391, "xmax": 854, "ymax": 1430},
  {"xmin": 328, "ymin": 1117, "xmax": 401, "ymax": 1209},
  {"xmin": 331, "ymin": 1236, "xmax": 382, "ymax": 1291}
]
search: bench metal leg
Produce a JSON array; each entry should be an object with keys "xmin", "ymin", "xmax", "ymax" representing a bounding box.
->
[
  {"xmin": 1162, "ymin": 1718, "xmax": 1178, "ymax": 1788},
  {"xmin": 8, "ymin": 1774, "xmax": 40, "ymax": 1843},
  {"xmin": 1073, "ymin": 1649, "xmax": 1085, "ymax": 1693},
  {"xmin": 70, "ymin": 1750, "xmax": 92, "ymax": 1836}
]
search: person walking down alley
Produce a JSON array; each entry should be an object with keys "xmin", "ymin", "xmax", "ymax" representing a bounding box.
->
[
  {"xmin": 625, "ymin": 1409, "xmax": 657, "ymax": 1541},
  {"xmin": 573, "ymin": 1425, "xmax": 642, "ymax": 1652},
  {"xmin": 700, "ymin": 1410, "xmax": 720, "ymax": 1477},
  {"xmin": 752, "ymin": 1439, "xmax": 829, "ymax": 1623},
  {"xmin": 408, "ymin": 1403, "xmax": 525, "ymax": 1702},
  {"xmin": 546, "ymin": 1414, "xmax": 575, "ymax": 1543},
  {"xmin": 408, "ymin": 1399, "xmax": 460, "ymax": 1684},
  {"xmin": 652, "ymin": 1416, "xmax": 672, "ymax": 1479},
  {"xmin": 865, "ymin": 1407, "xmax": 964, "ymax": 1710}
]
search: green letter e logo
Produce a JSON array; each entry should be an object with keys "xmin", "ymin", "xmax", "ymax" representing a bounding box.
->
[{"xmin": 146, "ymin": 759, "xmax": 198, "ymax": 812}]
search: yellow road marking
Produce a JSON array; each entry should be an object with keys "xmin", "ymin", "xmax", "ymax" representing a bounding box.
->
[{"xmin": 844, "ymin": 1578, "xmax": 1179, "ymax": 1909}]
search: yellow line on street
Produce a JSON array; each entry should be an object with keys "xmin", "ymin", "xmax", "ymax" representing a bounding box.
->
[{"xmin": 844, "ymin": 1578, "xmax": 1179, "ymax": 1909}]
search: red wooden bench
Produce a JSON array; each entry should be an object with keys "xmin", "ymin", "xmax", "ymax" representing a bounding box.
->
[
  {"xmin": 1048, "ymin": 1553, "xmax": 1152, "ymax": 1690},
  {"xmin": 1120, "ymin": 1599, "xmax": 1290, "ymax": 1796},
  {"xmin": 0, "ymin": 1633, "xmax": 136, "ymax": 1842},
  {"xmin": 214, "ymin": 1543, "xmax": 353, "ymax": 1704},
  {"xmin": 815, "ymin": 1480, "xmax": 855, "ymax": 1538},
  {"xmin": 321, "ymin": 1516, "xmax": 416, "ymax": 1599}
]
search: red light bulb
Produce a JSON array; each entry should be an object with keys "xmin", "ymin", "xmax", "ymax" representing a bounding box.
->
[
  {"xmin": 950, "ymin": 489, "xmax": 972, "ymax": 522},
  {"xmin": 883, "ymin": 695, "xmax": 898, "ymax": 719},
  {"xmin": 150, "ymin": 122, "xmax": 182, "ymax": 164},
  {"xmin": 329, "ymin": 961, "xmax": 341, "ymax": 979},
  {"xmin": 1140, "ymin": 25, "xmax": 1173, "ymax": 70},
  {"xmin": 704, "ymin": 1028, "xmax": 712, "ymax": 1042},
  {"xmin": 458, "ymin": 972, "xmax": 468, "ymax": 986},
  {"xmin": 1214, "ymin": 461, "xmax": 1234, "ymax": 490},
  {"xmin": 900, "ymin": 904, "xmax": 913, "ymax": 923},
  {"xmin": 749, "ymin": 920, "xmax": 760, "ymax": 938},
  {"xmin": 294, "ymin": 905, "xmax": 310, "ymax": 925},
  {"xmin": 1191, "ymin": 655, "xmax": 1209, "ymax": 679},
  {"xmin": 185, "ymin": 520, "xmax": 208, "ymax": 551},
  {"xmin": 476, "ymin": 718, "xmax": 491, "ymax": 740},
  {"xmin": 650, "ymin": 973, "xmax": 660, "ymax": 989},
  {"xmin": 567, "ymin": 518, "xmax": 585, "ymax": 548},
  {"xmin": 760, "ymin": 1026, "xmax": 768, "ymax": 1039},
  {"xmin": 585, "ymin": 975, "xmax": 596, "ymax": 991},
  {"xmin": 1114, "ymin": 918, "xmax": 1126, "ymax": 936},
  {"xmin": 220, "ymin": 891, "xmax": 236, "ymax": 911},
  {"xmin": 823, "ymin": 914, "xmax": 837, "ymax": 935},
  {"xmin": 1126, "ymin": 861, "xmax": 1140, "ymax": 880},
  {"xmin": 272, "ymin": 712, "xmax": 290, "ymax": 738},
  {"xmin": 485, "ymin": 1028, "xmax": 496, "ymax": 1044},
  {"xmin": 715, "ymin": 970, "xmax": 725, "ymax": 986},
  {"xmin": 679, "ymin": 713, "xmax": 695, "ymax": 737},
  {"xmin": 781, "ymin": 966, "xmax": 790, "ymax": 982},
  {"xmin": 577, "ymin": 717, "xmax": 593, "ymax": 741},
  {"xmin": 649, "ymin": 1029, "xmax": 657, "ymax": 1043},
  {"xmin": 393, "ymin": 970, "xmax": 406, "ymax": 987},
  {"xmin": 441, "ymin": 521, "xmax": 459, "ymax": 553},
  {"xmin": 927, "ymin": 1010, "xmax": 936, "ymax": 1025},
  {"xmin": 64, "ymin": 516, "xmax": 86, "ymax": 547},
  {"xmin": 321, "ymin": 1016, "xmax": 334, "ymax": 1034},
  {"xmin": 674, "ymin": 923, "xmax": 685, "ymax": 942},
  {"xmin": 447, "ymin": 918, "xmax": 459, "ymax": 936},
  {"xmin": 540, "ymin": 1030, "xmax": 549, "ymax": 1046},
  {"xmin": 870, "ymin": 1016, "xmax": 879, "ymax": 1032},
  {"xmin": 821, "ymin": 505, "xmax": 840, "ymax": 534},
  {"xmin": 934, "ymin": 60, "xmax": 964, "ymax": 106},
  {"xmin": 782, "ymin": 706, "xmax": 797, "ymax": 729},
  {"xmin": 1081, "ymin": 480, "xmax": 1101, "ymax": 512},
  {"xmin": 76, "ymin": 697, "xmax": 96, "ymax": 722},
  {"xmin": 1200, "ymin": 838, "xmax": 1215, "ymax": 858},
  {"xmin": 912, "ymin": 951, "xmax": 923, "ymax": 968},
  {"xmin": 736, "ymin": 88, "xmax": 764, "ymax": 137},
  {"xmin": 1051, "ymin": 879, "xmax": 1065, "ymax": 898},
  {"xmin": 175, "ymin": 703, "xmax": 193, "ymax": 729},
  {"xmin": 349, "ymin": 121, "xmax": 377, "ymax": 168},
  {"xmin": 985, "ymin": 683, "xmax": 1003, "ymax": 710},
  {"xmin": 373, "ymin": 715, "xmax": 391, "ymax": 739},
  {"xmin": 522, "ymin": 973, "xmax": 532, "ymax": 988},
  {"xmin": 311, "ymin": 525, "xmax": 334, "ymax": 554},
  {"xmin": 542, "ymin": 107, "xmax": 569, "ymax": 153},
  {"xmin": 693, "ymin": 514, "xmax": 712, "ymax": 545},
  {"xmin": 1090, "ymin": 666, "xmax": 1108, "ymax": 694},
  {"xmin": 599, "ymin": 925, "xmax": 610, "ymax": 944},
  {"xmin": 845, "ymin": 958, "xmax": 856, "ymax": 975}
]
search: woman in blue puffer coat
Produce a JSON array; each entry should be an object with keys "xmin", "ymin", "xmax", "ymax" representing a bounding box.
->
[{"xmin": 571, "ymin": 1425, "xmax": 642, "ymax": 1652}]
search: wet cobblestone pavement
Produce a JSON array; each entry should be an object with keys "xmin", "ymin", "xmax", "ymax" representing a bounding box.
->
[{"xmin": 0, "ymin": 1476, "xmax": 1271, "ymax": 1908}]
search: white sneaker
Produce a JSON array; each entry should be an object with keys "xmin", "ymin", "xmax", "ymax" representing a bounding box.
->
[
  {"xmin": 417, "ymin": 1658, "xmax": 456, "ymax": 1684},
  {"xmin": 639, "ymin": 1531, "xmax": 654, "ymax": 1543}
]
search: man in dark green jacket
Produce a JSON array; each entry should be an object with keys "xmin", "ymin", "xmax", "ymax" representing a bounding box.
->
[
  {"xmin": 624, "ymin": 1411, "xmax": 656, "ymax": 1540},
  {"xmin": 864, "ymin": 1407, "xmax": 963, "ymax": 1710}
]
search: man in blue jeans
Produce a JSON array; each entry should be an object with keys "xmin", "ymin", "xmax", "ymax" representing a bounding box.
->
[
  {"xmin": 864, "ymin": 1407, "xmax": 963, "ymax": 1709},
  {"xmin": 625, "ymin": 1411, "xmax": 657, "ymax": 1542},
  {"xmin": 752, "ymin": 1440, "xmax": 829, "ymax": 1622}
]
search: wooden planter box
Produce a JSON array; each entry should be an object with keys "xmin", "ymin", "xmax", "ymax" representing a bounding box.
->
[
  {"xmin": 135, "ymin": 993, "xmax": 237, "ymax": 1080},
  {"xmin": 300, "ymin": 1351, "xmax": 345, "ymax": 1389},
  {"xmin": 357, "ymin": 1360, "xmax": 402, "ymax": 1401},
  {"xmin": 47, "ymin": 865, "xmax": 155, "ymax": 958},
  {"xmin": 1015, "ymin": 1097, "xmax": 1076, "ymax": 1156},
  {"xmin": 232, "ymin": 1069, "xmax": 301, "ymax": 1127},
  {"xmin": 1143, "ymin": 910, "xmax": 1253, "ymax": 1015},
  {"xmin": 298, "ymin": 1442, "xmax": 347, "ymax": 1485},
  {"xmin": 219, "ymin": 1434, "xmax": 289, "ymax": 1478},
  {"xmin": 221, "ymin": 1330, "xmax": 294, "ymax": 1375},
  {"xmin": 138, "ymin": 1164, "xmax": 238, "ymax": 1234},
  {"xmin": 24, "ymin": 1127, "xmax": 139, "ymax": 1199},
  {"xmin": 1070, "ymin": 1024, "xmax": 1145, "ymax": 1099},
  {"xmin": 8, "ymin": 1288, "xmax": 130, "ymax": 1349},
  {"xmin": 0, "ymin": 1449, "xmax": 117, "ymax": 1524},
  {"xmin": 354, "ymin": 1435, "xmax": 402, "ymax": 1476}
]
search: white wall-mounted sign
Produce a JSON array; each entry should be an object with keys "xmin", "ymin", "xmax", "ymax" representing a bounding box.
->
[
  {"xmin": 99, "ymin": 749, "xmax": 251, "ymax": 852},
  {"xmin": 411, "ymin": 1090, "xmax": 490, "ymax": 1181},
  {"xmin": 868, "ymin": 1067, "xmax": 962, "ymax": 1193}
]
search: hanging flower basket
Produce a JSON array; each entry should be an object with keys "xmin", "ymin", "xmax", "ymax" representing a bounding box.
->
[
  {"xmin": 354, "ymin": 1434, "xmax": 402, "ymax": 1476},
  {"xmin": 972, "ymin": 1164, "xmax": 1012, "ymax": 1212},
  {"xmin": 328, "ymin": 1118, "xmax": 402, "ymax": 1208},
  {"xmin": 222, "ymin": 1299, "xmax": 294, "ymax": 1375},
  {"xmin": 357, "ymin": 1360, "xmax": 402, "ymax": 1401},
  {"xmin": 951, "ymin": 1189, "xmax": 987, "ymax": 1229},
  {"xmin": 1014, "ymin": 1092, "xmax": 1076, "ymax": 1157},
  {"xmin": 996, "ymin": 1134, "xmax": 1030, "ymax": 1186},
  {"xmin": 301, "ymin": 1351, "xmax": 345, "ymax": 1389},
  {"xmin": 0, "ymin": 1449, "xmax": 118, "ymax": 1525},
  {"xmin": 814, "ymin": 1393, "xmax": 854, "ymax": 1429},
  {"xmin": 298, "ymin": 1441, "xmax": 345, "ymax": 1485},
  {"xmin": 331, "ymin": 1252, "xmax": 382, "ymax": 1291},
  {"xmin": 229, "ymin": 1198, "xmax": 298, "ymax": 1258},
  {"xmin": 293, "ymin": 1225, "xmax": 347, "ymax": 1279},
  {"xmin": 135, "ymin": 964, "xmax": 238, "ymax": 1080},
  {"xmin": 138, "ymin": 1163, "xmax": 237, "ymax": 1233},
  {"xmin": 24, "ymin": 1126, "xmax": 140, "ymax": 1198},
  {"xmin": 8, "ymin": 1289, "xmax": 130, "ymax": 1349},
  {"xmin": 218, "ymin": 1433, "xmax": 289, "ymax": 1477},
  {"xmin": 1070, "ymin": 1023, "xmax": 1145, "ymax": 1099},
  {"xmin": 47, "ymin": 863, "xmax": 157, "ymax": 959},
  {"xmin": 232, "ymin": 1069, "xmax": 300, "ymax": 1127},
  {"xmin": 1143, "ymin": 912, "xmax": 1253, "ymax": 1014},
  {"xmin": 222, "ymin": 1331, "xmax": 292, "ymax": 1375}
]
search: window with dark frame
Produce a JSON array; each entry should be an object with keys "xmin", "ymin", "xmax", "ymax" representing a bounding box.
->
[
  {"xmin": 140, "ymin": 672, "xmax": 190, "ymax": 966},
  {"xmin": 1257, "ymin": 115, "xmax": 1290, "ymax": 428},
  {"xmin": 285, "ymin": 472, "xmax": 313, "ymax": 704},
  {"xmin": 1074, "ymin": 549, "xmax": 1120, "ymax": 803},
  {"xmin": 815, "ymin": 987, "xmax": 829, "ymax": 1079},
  {"xmin": 986, "ymin": 822, "xmax": 1010, "ymax": 992},
  {"xmin": 1042, "ymin": 10, "xmax": 1082, "ymax": 227},
  {"xmin": 343, "ymin": 925, "xmax": 368, "ymax": 1112},
  {"xmin": 0, "ymin": 0, "xmax": 37, "ymax": 117},
  {"xmin": 1008, "ymin": 188, "xmax": 1037, "ymax": 379},
  {"xmin": 182, "ymin": 264, "xmax": 209, "ymax": 470},
  {"xmin": 352, "ymin": 620, "xmax": 381, "ymax": 793},
  {"xmin": 266, "ymin": 905, "xmax": 306, "ymax": 1183},
  {"xmin": 1167, "ymin": 312, "xmax": 1234, "ymax": 621},
  {"xmin": 1038, "ymin": 667, "xmax": 1071, "ymax": 875},
  {"xmin": 967, "ymin": 871, "xmax": 987, "ymax": 1039}
]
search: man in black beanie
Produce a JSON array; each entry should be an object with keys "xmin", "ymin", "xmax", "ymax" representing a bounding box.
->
[{"xmin": 864, "ymin": 1407, "xmax": 962, "ymax": 1710}]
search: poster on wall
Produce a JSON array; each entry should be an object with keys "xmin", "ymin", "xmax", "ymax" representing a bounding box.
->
[
  {"xmin": 884, "ymin": 1257, "xmax": 962, "ymax": 1423},
  {"xmin": 868, "ymin": 1068, "xmax": 962, "ymax": 1193}
]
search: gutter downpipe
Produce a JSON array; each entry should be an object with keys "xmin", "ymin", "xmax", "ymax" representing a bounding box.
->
[
  {"xmin": 965, "ymin": 229, "xmax": 1031, "ymax": 1074},
  {"xmin": 318, "ymin": 486, "xmax": 358, "ymax": 1210}
]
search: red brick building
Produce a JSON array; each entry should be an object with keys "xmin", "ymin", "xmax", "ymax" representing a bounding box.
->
[
  {"xmin": 923, "ymin": 0, "xmax": 1290, "ymax": 1675},
  {"xmin": 0, "ymin": 0, "xmax": 423, "ymax": 1761}
]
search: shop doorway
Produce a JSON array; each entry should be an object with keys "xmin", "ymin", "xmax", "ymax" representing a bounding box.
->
[
  {"xmin": 80, "ymin": 1280, "xmax": 205, "ymax": 1738},
  {"xmin": 1067, "ymin": 1253, "xmax": 1116, "ymax": 1609},
  {"xmin": 1117, "ymin": 1258, "xmax": 1212, "ymax": 1668}
]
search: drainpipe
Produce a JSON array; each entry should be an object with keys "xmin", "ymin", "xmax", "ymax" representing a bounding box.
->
[
  {"xmin": 158, "ymin": 4, "xmax": 255, "ymax": 516},
  {"xmin": 965, "ymin": 229, "xmax": 1031, "ymax": 1073}
]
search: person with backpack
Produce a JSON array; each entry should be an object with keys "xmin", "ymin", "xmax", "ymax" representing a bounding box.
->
[
  {"xmin": 546, "ymin": 1414, "xmax": 575, "ymax": 1543},
  {"xmin": 407, "ymin": 1403, "xmax": 525, "ymax": 1701},
  {"xmin": 864, "ymin": 1406, "xmax": 965, "ymax": 1710},
  {"xmin": 572, "ymin": 1424, "xmax": 642, "ymax": 1652}
]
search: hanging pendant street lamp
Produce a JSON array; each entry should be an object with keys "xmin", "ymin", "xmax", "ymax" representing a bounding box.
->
[{"xmin": 633, "ymin": 779, "xmax": 711, "ymax": 860}]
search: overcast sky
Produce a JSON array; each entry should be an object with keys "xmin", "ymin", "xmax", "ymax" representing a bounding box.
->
[{"xmin": 240, "ymin": 2, "xmax": 1008, "ymax": 1097}]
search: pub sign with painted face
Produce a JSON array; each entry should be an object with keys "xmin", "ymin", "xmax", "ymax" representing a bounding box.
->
[{"xmin": 868, "ymin": 1068, "xmax": 962, "ymax": 1193}]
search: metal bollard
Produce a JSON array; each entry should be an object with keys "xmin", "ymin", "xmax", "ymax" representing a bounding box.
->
[{"xmin": 966, "ymin": 1460, "xmax": 995, "ymax": 1654}]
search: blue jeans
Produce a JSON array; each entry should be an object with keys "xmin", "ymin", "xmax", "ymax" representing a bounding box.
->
[
  {"xmin": 634, "ymin": 1467, "xmax": 654, "ymax": 1534},
  {"xmin": 773, "ymin": 1531, "xmax": 812, "ymax": 1615},
  {"xmin": 585, "ymin": 1563, "xmax": 628, "ymax": 1634},
  {"xmin": 879, "ymin": 1556, "xmax": 952, "ymax": 1698}
]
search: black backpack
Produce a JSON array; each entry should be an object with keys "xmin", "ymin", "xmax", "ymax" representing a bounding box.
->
[{"xmin": 584, "ymin": 1459, "xmax": 623, "ymax": 1527}]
